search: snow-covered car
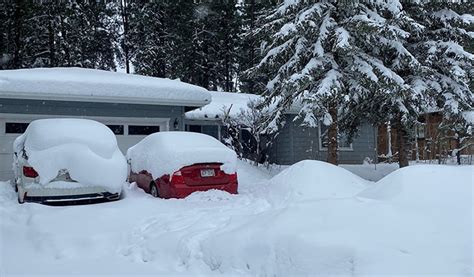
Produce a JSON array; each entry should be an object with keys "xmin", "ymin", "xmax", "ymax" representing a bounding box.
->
[
  {"xmin": 13, "ymin": 118, "xmax": 127, "ymax": 204},
  {"xmin": 127, "ymin": 132, "xmax": 238, "ymax": 199}
]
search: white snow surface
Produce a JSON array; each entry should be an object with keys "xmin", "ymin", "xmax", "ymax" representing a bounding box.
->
[
  {"xmin": 185, "ymin": 91, "xmax": 261, "ymax": 121},
  {"xmin": 127, "ymin": 132, "xmax": 237, "ymax": 178},
  {"xmin": 266, "ymin": 160, "xmax": 368, "ymax": 206},
  {"xmin": 1, "ymin": 160, "xmax": 472, "ymax": 276},
  {"xmin": 14, "ymin": 118, "xmax": 126, "ymax": 191},
  {"xmin": 463, "ymin": 110, "xmax": 474, "ymax": 124},
  {"xmin": 0, "ymin": 67, "xmax": 211, "ymax": 106}
]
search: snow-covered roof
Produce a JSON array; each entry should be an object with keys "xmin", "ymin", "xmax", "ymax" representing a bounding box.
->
[
  {"xmin": 185, "ymin": 91, "xmax": 261, "ymax": 121},
  {"xmin": 185, "ymin": 91, "xmax": 302, "ymax": 122},
  {"xmin": 0, "ymin": 67, "xmax": 211, "ymax": 107}
]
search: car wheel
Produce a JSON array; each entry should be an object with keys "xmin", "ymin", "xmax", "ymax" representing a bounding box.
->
[{"xmin": 150, "ymin": 183, "xmax": 159, "ymax": 198}]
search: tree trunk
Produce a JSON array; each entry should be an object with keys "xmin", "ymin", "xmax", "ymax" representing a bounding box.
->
[
  {"xmin": 121, "ymin": 0, "xmax": 130, "ymax": 73},
  {"xmin": 396, "ymin": 116, "xmax": 409, "ymax": 167},
  {"xmin": 327, "ymin": 104, "xmax": 338, "ymax": 165}
]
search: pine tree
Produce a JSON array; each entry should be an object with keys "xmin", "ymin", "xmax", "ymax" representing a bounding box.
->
[
  {"xmin": 404, "ymin": 2, "xmax": 473, "ymax": 119},
  {"xmin": 0, "ymin": 0, "xmax": 36, "ymax": 69},
  {"xmin": 250, "ymin": 0, "xmax": 421, "ymax": 165},
  {"xmin": 127, "ymin": 1, "xmax": 169, "ymax": 77},
  {"xmin": 239, "ymin": 0, "xmax": 278, "ymax": 93}
]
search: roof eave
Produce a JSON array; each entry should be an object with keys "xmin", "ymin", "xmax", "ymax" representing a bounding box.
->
[{"xmin": 0, "ymin": 91, "xmax": 210, "ymax": 107}]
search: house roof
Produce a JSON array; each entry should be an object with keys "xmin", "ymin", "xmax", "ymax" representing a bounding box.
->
[
  {"xmin": 185, "ymin": 91, "xmax": 301, "ymax": 122},
  {"xmin": 0, "ymin": 67, "xmax": 211, "ymax": 107},
  {"xmin": 185, "ymin": 91, "xmax": 261, "ymax": 121}
]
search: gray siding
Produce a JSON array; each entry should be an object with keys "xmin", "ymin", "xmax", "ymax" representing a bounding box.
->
[
  {"xmin": 0, "ymin": 98, "xmax": 185, "ymax": 130},
  {"xmin": 268, "ymin": 114, "xmax": 376, "ymax": 165}
]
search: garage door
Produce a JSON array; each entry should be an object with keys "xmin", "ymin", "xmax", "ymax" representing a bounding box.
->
[{"xmin": 0, "ymin": 114, "xmax": 169, "ymax": 181}]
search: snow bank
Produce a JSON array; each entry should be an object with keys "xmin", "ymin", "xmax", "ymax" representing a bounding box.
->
[
  {"xmin": 1, "ymin": 162, "xmax": 472, "ymax": 276},
  {"xmin": 358, "ymin": 165, "xmax": 473, "ymax": 210},
  {"xmin": 14, "ymin": 119, "xmax": 126, "ymax": 191},
  {"xmin": 267, "ymin": 160, "xmax": 368, "ymax": 205},
  {"xmin": 199, "ymin": 164, "xmax": 473, "ymax": 276},
  {"xmin": 0, "ymin": 67, "xmax": 210, "ymax": 106},
  {"xmin": 127, "ymin": 132, "xmax": 237, "ymax": 179},
  {"xmin": 185, "ymin": 91, "xmax": 261, "ymax": 121}
]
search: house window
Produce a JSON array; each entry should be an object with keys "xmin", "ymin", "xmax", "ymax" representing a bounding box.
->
[
  {"xmin": 187, "ymin": 125, "xmax": 202, "ymax": 133},
  {"xmin": 202, "ymin": 125, "xmax": 219, "ymax": 139},
  {"xmin": 128, "ymin": 125, "xmax": 160, "ymax": 135},
  {"xmin": 5, "ymin": 122, "xmax": 29, "ymax": 134},
  {"xmin": 106, "ymin": 125, "xmax": 124, "ymax": 135},
  {"xmin": 186, "ymin": 124, "xmax": 220, "ymax": 140},
  {"xmin": 319, "ymin": 124, "xmax": 352, "ymax": 150},
  {"xmin": 416, "ymin": 125, "xmax": 425, "ymax": 139}
]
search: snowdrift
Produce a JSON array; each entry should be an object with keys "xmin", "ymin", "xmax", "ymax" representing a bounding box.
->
[
  {"xmin": 199, "ymin": 163, "xmax": 473, "ymax": 275},
  {"xmin": 14, "ymin": 119, "xmax": 127, "ymax": 191},
  {"xmin": 358, "ymin": 165, "xmax": 473, "ymax": 209},
  {"xmin": 127, "ymin": 132, "xmax": 237, "ymax": 179},
  {"xmin": 267, "ymin": 160, "xmax": 368, "ymax": 205},
  {"xmin": 1, "ymin": 161, "xmax": 472, "ymax": 275}
]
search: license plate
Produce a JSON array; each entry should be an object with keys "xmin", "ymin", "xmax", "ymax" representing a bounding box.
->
[{"xmin": 200, "ymin": 169, "xmax": 215, "ymax": 177}]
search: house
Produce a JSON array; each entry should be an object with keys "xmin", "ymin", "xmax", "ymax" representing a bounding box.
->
[
  {"xmin": 185, "ymin": 91, "xmax": 378, "ymax": 165},
  {"xmin": 184, "ymin": 91, "xmax": 260, "ymax": 140},
  {"xmin": 377, "ymin": 110, "xmax": 474, "ymax": 163},
  {"xmin": 0, "ymin": 67, "xmax": 211, "ymax": 180}
]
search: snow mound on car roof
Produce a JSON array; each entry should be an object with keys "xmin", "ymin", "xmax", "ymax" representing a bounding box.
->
[
  {"xmin": 127, "ymin": 132, "xmax": 237, "ymax": 179},
  {"xmin": 267, "ymin": 160, "xmax": 368, "ymax": 205},
  {"xmin": 14, "ymin": 118, "xmax": 126, "ymax": 191}
]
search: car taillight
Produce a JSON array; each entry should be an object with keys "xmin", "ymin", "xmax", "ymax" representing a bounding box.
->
[
  {"xmin": 229, "ymin": 173, "xmax": 238, "ymax": 182},
  {"xmin": 23, "ymin": 166, "xmax": 39, "ymax": 178},
  {"xmin": 170, "ymin": 170, "xmax": 185, "ymax": 185}
]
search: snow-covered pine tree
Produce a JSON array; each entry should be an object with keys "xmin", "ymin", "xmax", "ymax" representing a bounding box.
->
[
  {"xmin": 0, "ymin": 0, "xmax": 36, "ymax": 69},
  {"xmin": 127, "ymin": 1, "xmax": 170, "ymax": 77},
  {"xmin": 250, "ymin": 0, "xmax": 420, "ymax": 165},
  {"xmin": 183, "ymin": 0, "xmax": 240, "ymax": 91},
  {"xmin": 238, "ymin": 0, "xmax": 279, "ymax": 93},
  {"xmin": 213, "ymin": 0, "xmax": 241, "ymax": 92},
  {"xmin": 0, "ymin": 1, "xmax": 119, "ymax": 70},
  {"xmin": 403, "ymin": 2, "xmax": 473, "ymax": 163}
]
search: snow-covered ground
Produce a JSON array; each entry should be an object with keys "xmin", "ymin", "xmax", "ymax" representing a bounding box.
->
[{"xmin": 1, "ymin": 160, "xmax": 472, "ymax": 276}]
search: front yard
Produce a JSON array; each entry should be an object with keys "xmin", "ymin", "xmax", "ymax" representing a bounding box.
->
[{"xmin": 0, "ymin": 160, "xmax": 472, "ymax": 276}]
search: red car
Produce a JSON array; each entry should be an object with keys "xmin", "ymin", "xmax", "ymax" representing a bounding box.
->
[
  {"xmin": 127, "ymin": 132, "xmax": 238, "ymax": 199},
  {"xmin": 129, "ymin": 163, "xmax": 238, "ymax": 199}
]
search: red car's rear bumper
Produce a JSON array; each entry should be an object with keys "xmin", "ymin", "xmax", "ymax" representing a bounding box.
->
[{"xmin": 158, "ymin": 182, "xmax": 238, "ymax": 199}]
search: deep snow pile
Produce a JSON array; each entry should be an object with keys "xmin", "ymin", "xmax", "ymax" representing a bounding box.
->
[
  {"xmin": 266, "ymin": 160, "xmax": 368, "ymax": 206},
  {"xmin": 0, "ymin": 67, "xmax": 210, "ymax": 105},
  {"xmin": 127, "ymin": 132, "xmax": 237, "ymax": 178},
  {"xmin": 0, "ymin": 161, "xmax": 472, "ymax": 276},
  {"xmin": 198, "ymin": 163, "xmax": 473, "ymax": 276},
  {"xmin": 14, "ymin": 118, "xmax": 126, "ymax": 191}
]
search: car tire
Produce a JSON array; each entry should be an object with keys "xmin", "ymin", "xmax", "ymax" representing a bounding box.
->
[{"xmin": 150, "ymin": 183, "xmax": 159, "ymax": 198}]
